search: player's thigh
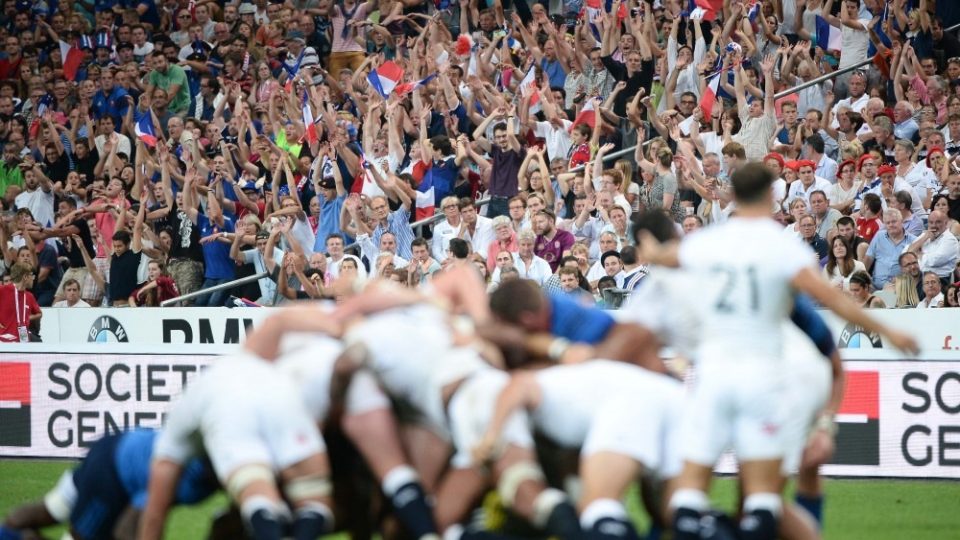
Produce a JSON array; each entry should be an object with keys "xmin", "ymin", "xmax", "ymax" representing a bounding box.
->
[
  {"xmin": 677, "ymin": 375, "xmax": 735, "ymax": 468},
  {"xmin": 732, "ymin": 378, "xmax": 790, "ymax": 463},
  {"xmin": 433, "ymin": 467, "xmax": 489, "ymax": 530},
  {"xmin": 343, "ymin": 406, "xmax": 408, "ymax": 481},
  {"xmin": 578, "ymin": 452, "xmax": 642, "ymax": 510}
]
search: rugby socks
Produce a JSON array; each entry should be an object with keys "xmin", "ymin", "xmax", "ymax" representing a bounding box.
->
[
  {"xmin": 241, "ymin": 495, "xmax": 289, "ymax": 540},
  {"xmin": 532, "ymin": 488, "xmax": 582, "ymax": 539},
  {"xmin": 795, "ymin": 493, "xmax": 823, "ymax": 525},
  {"xmin": 739, "ymin": 493, "xmax": 782, "ymax": 540},
  {"xmin": 669, "ymin": 489, "xmax": 709, "ymax": 540},
  {"xmin": 290, "ymin": 501, "xmax": 334, "ymax": 540},
  {"xmin": 580, "ymin": 499, "xmax": 641, "ymax": 540},
  {"xmin": 382, "ymin": 465, "xmax": 439, "ymax": 539}
]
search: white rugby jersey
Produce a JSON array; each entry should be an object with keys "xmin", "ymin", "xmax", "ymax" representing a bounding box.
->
[{"xmin": 677, "ymin": 217, "xmax": 814, "ymax": 363}]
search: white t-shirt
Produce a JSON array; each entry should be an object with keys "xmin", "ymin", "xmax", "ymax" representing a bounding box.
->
[
  {"xmin": 532, "ymin": 120, "xmax": 573, "ymax": 162},
  {"xmin": 839, "ymin": 19, "xmax": 871, "ymax": 70},
  {"xmin": 52, "ymin": 299, "xmax": 91, "ymax": 308}
]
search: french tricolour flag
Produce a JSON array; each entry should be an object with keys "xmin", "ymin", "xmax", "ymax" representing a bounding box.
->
[
  {"xmin": 699, "ymin": 73, "xmax": 722, "ymax": 120},
  {"xmin": 395, "ymin": 73, "xmax": 437, "ymax": 97},
  {"xmin": 517, "ymin": 68, "xmax": 541, "ymax": 114},
  {"xmin": 59, "ymin": 40, "xmax": 83, "ymax": 81},
  {"xmin": 569, "ymin": 96, "xmax": 597, "ymax": 133},
  {"xmin": 301, "ymin": 90, "xmax": 317, "ymax": 145},
  {"xmin": 135, "ymin": 113, "xmax": 158, "ymax": 147},
  {"xmin": 688, "ymin": 0, "xmax": 723, "ymax": 21},
  {"xmin": 415, "ymin": 173, "xmax": 435, "ymax": 221},
  {"xmin": 816, "ymin": 15, "xmax": 842, "ymax": 51},
  {"xmin": 367, "ymin": 61, "xmax": 404, "ymax": 98}
]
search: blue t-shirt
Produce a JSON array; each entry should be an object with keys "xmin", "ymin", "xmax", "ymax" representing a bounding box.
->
[
  {"xmin": 114, "ymin": 429, "xmax": 217, "ymax": 509},
  {"xmin": 425, "ymin": 156, "xmax": 458, "ymax": 205},
  {"xmin": 197, "ymin": 213, "xmax": 236, "ymax": 279},
  {"xmin": 313, "ymin": 193, "xmax": 348, "ymax": 254},
  {"xmin": 548, "ymin": 293, "xmax": 616, "ymax": 344}
]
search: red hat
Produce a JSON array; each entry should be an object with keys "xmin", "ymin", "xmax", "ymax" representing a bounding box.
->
[
  {"xmin": 837, "ymin": 159, "xmax": 855, "ymax": 178},
  {"xmin": 877, "ymin": 164, "xmax": 897, "ymax": 177},
  {"xmin": 857, "ymin": 154, "xmax": 876, "ymax": 172},
  {"xmin": 796, "ymin": 159, "xmax": 817, "ymax": 171},
  {"xmin": 763, "ymin": 152, "xmax": 786, "ymax": 169},
  {"xmin": 926, "ymin": 146, "xmax": 945, "ymax": 168},
  {"xmin": 784, "ymin": 160, "xmax": 801, "ymax": 171}
]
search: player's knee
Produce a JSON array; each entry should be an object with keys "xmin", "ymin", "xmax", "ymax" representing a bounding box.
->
[
  {"xmin": 226, "ymin": 464, "xmax": 275, "ymax": 502},
  {"xmin": 283, "ymin": 473, "xmax": 333, "ymax": 505},
  {"xmin": 496, "ymin": 461, "xmax": 545, "ymax": 509}
]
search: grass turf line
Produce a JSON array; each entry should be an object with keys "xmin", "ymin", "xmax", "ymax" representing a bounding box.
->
[{"xmin": 2, "ymin": 460, "xmax": 958, "ymax": 539}]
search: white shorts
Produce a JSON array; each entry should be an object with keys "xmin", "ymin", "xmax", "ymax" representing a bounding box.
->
[
  {"xmin": 582, "ymin": 385, "xmax": 685, "ymax": 479},
  {"xmin": 679, "ymin": 361, "xmax": 789, "ymax": 465},
  {"xmin": 448, "ymin": 370, "xmax": 534, "ymax": 469},
  {"xmin": 203, "ymin": 374, "xmax": 325, "ymax": 482},
  {"xmin": 780, "ymin": 357, "xmax": 832, "ymax": 474},
  {"xmin": 344, "ymin": 370, "xmax": 392, "ymax": 417}
]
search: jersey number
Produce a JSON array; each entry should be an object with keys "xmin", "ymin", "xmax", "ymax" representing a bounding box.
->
[{"xmin": 714, "ymin": 266, "xmax": 759, "ymax": 313}]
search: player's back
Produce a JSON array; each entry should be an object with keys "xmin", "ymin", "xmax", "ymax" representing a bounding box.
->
[{"xmin": 678, "ymin": 217, "xmax": 814, "ymax": 364}]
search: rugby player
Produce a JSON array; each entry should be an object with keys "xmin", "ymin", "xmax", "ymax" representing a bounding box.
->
[
  {"xmin": 139, "ymin": 307, "xmax": 342, "ymax": 540},
  {"xmin": 637, "ymin": 163, "xmax": 918, "ymax": 540},
  {"xmin": 328, "ymin": 266, "xmax": 583, "ymax": 540},
  {"xmin": 0, "ymin": 429, "xmax": 217, "ymax": 540},
  {"xmin": 474, "ymin": 360, "xmax": 686, "ymax": 540}
]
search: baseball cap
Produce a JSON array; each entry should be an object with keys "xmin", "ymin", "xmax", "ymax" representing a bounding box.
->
[
  {"xmin": 238, "ymin": 3, "xmax": 256, "ymax": 14},
  {"xmin": 318, "ymin": 177, "xmax": 335, "ymax": 190}
]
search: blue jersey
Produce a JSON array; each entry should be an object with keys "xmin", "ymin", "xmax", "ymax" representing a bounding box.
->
[
  {"xmin": 548, "ymin": 293, "xmax": 616, "ymax": 344},
  {"xmin": 790, "ymin": 294, "xmax": 836, "ymax": 358},
  {"xmin": 114, "ymin": 429, "xmax": 217, "ymax": 509}
]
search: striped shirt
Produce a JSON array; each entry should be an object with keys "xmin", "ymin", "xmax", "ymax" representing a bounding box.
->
[{"xmin": 372, "ymin": 206, "xmax": 415, "ymax": 261}]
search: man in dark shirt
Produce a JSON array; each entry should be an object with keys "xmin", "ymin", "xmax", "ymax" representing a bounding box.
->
[
  {"xmin": 472, "ymin": 108, "xmax": 524, "ymax": 218},
  {"xmin": 45, "ymin": 198, "xmax": 95, "ymax": 305},
  {"xmin": 945, "ymin": 173, "xmax": 960, "ymax": 222},
  {"xmin": 601, "ymin": 50, "xmax": 655, "ymax": 117},
  {"xmin": 109, "ymin": 230, "xmax": 142, "ymax": 307},
  {"xmin": 800, "ymin": 214, "xmax": 829, "ymax": 264}
]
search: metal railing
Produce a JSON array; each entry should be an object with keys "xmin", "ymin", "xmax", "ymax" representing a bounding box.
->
[{"xmin": 161, "ymin": 271, "xmax": 268, "ymax": 307}]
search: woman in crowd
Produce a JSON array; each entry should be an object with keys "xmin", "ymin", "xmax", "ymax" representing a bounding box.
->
[
  {"xmin": 848, "ymin": 271, "xmax": 887, "ymax": 309},
  {"xmin": 129, "ymin": 260, "xmax": 179, "ymax": 307},
  {"xmin": 823, "ymin": 236, "xmax": 866, "ymax": 291}
]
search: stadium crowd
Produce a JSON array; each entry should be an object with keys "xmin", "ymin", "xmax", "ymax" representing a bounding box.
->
[{"xmin": 1, "ymin": 0, "xmax": 960, "ymax": 340}]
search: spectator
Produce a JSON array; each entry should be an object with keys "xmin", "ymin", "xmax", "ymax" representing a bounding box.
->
[
  {"xmin": 916, "ymin": 272, "xmax": 944, "ymax": 308},
  {"xmin": 0, "ymin": 263, "xmax": 40, "ymax": 342},
  {"xmin": 533, "ymin": 210, "xmax": 575, "ymax": 272},
  {"xmin": 52, "ymin": 279, "xmax": 90, "ymax": 308},
  {"xmin": 809, "ymin": 190, "xmax": 842, "ymax": 241},
  {"xmin": 129, "ymin": 261, "xmax": 180, "ymax": 307},
  {"xmin": 432, "ymin": 196, "xmax": 462, "ymax": 263},
  {"xmin": 457, "ymin": 198, "xmax": 495, "ymax": 260},
  {"xmin": 407, "ymin": 238, "xmax": 440, "ymax": 285},
  {"xmin": 824, "ymin": 236, "xmax": 867, "ymax": 291},
  {"xmin": 108, "ymin": 230, "xmax": 142, "ymax": 307},
  {"xmin": 182, "ymin": 174, "xmax": 236, "ymax": 307},
  {"xmin": 848, "ymin": 271, "xmax": 887, "ymax": 309},
  {"xmin": 474, "ymin": 110, "xmax": 524, "ymax": 218},
  {"xmin": 908, "ymin": 210, "xmax": 960, "ymax": 284},
  {"xmin": 864, "ymin": 209, "xmax": 918, "ymax": 290},
  {"xmin": 144, "ymin": 51, "xmax": 191, "ymax": 117},
  {"xmin": 510, "ymin": 230, "xmax": 552, "ymax": 286},
  {"xmin": 486, "ymin": 216, "xmax": 518, "ymax": 272},
  {"xmin": 231, "ymin": 230, "xmax": 285, "ymax": 305},
  {"xmin": 798, "ymin": 214, "xmax": 829, "ymax": 265}
]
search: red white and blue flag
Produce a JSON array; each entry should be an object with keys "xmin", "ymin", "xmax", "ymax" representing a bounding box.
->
[
  {"xmin": 699, "ymin": 72, "xmax": 722, "ymax": 120},
  {"xmin": 569, "ymin": 96, "xmax": 598, "ymax": 133},
  {"xmin": 367, "ymin": 61, "xmax": 404, "ymax": 98},
  {"xmin": 59, "ymin": 40, "xmax": 83, "ymax": 81},
  {"xmin": 135, "ymin": 113, "xmax": 158, "ymax": 147},
  {"xmin": 301, "ymin": 90, "xmax": 318, "ymax": 145},
  {"xmin": 816, "ymin": 15, "xmax": 842, "ymax": 51},
  {"xmin": 688, "ymin": 0, "xmax": 723, "ymax": 21},
  {"xmin": 395, "ymin": 73, "xmax": 437, "ymax": 97},
  {"xmin": 415, "ymin": 173, "xmax": 435, "ymax": 221}
]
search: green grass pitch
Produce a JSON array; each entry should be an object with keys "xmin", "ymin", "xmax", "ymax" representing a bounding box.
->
[{"xmin": 1, "ymin": 460, "xmax": 958, "ymax": 539}]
